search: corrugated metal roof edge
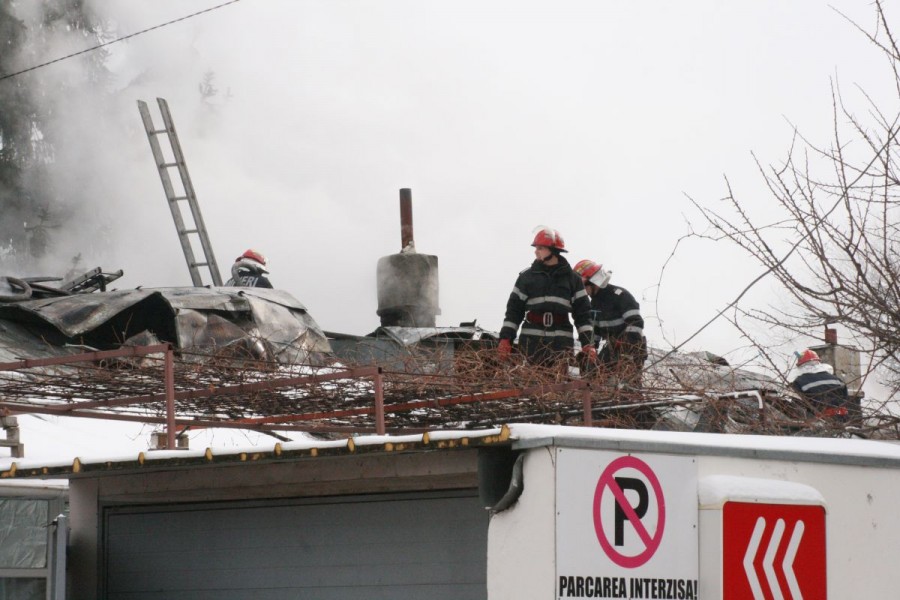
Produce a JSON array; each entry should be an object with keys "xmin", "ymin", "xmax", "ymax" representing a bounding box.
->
[{"xmin": 0, "ymin": 426, "xmax": 512, "ymax": 480}]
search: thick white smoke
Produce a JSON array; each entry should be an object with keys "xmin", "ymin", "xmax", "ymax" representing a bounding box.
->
[{"xmin": 0, "ymin": 0, "xmax": 891, "ymax": 388}]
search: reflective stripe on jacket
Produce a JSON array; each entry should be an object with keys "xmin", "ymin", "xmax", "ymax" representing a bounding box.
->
[
  {"xmin": 791, "ymin": 370, "xmax": 848, "ymax": 408},
  {"xmin": 590, "ymin": 285, "xmax": 643, "ymax": 342},
  {"xmin": 500, "ymin": 256, "xmax": 593, "ymax": 348}
]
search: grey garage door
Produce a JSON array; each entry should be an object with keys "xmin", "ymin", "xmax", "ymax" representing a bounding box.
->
[{"xmin": 103, "ymin": 490, "xmax": 488, "ymax": 600}]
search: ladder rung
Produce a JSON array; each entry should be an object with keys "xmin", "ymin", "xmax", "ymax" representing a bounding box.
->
[
  {"xmin": 149, "ymin": 129, "xmax": 169, "ymax": 135},
  {"xmin": 180, "ymin": 229, "xmax": 199, "ymax": 235},
  {"xmin": 191, "ymin": 262, "xmax": 209, "ymax": 268},
  {"xmin": 169, "ymin": 196, "xmax": 189, "ymax": 201},
  {"xmin": 160, "ymin": 162, "xmax": 180, "ymax": 168}
]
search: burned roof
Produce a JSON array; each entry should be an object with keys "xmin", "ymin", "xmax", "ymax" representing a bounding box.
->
[
  {"xmin": 371, "ymin": 326, "xmax": 499, "ymax": 346},
  {"xmin": 0, "ymin": 285, "xmax": 889, "ymax": 444},
  {"xmin": 0, "ymin": 287, "xmax": 331, "ymax": 364},
  {"xmin": 644, "ymin": 348, "xmax": 783, "ymax": 395}
]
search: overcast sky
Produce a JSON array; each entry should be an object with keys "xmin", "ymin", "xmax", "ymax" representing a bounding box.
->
[{"xmin": 6, "ymin": 0, "xmax": 896, "ymax": 382}]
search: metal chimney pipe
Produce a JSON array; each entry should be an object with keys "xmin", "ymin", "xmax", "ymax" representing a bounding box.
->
[
  {"xmin": 377, "ymin": 187, "xmax": 440, "ymax": 327},
  {"xmin": 400, "ymin": 188, "xmax": 414, "ymax": 250}
]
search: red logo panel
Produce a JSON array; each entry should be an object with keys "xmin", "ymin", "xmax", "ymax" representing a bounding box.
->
[{"xmin": 723, "ymin": 502, "xmax": 826, "ymax": 599}]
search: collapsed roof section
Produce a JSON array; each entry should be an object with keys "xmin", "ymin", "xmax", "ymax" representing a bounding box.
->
[
  {"xmin": 0, "ymin": 281, "xmax": 874, "ymax": 443},
  {"xmin": 327, "ymin": 325, "xmax": 498, "ymax": 374},
  {"xmin": 644, "ymin": 348, "xmax": 783, "ymax": 395},
  {"xmin": 0, "ymin": 287, "xmax": 332, "ymax": 365},
  {"xmin": 373, "ymin": 325, "xmax": 499, "ymax": 346}
]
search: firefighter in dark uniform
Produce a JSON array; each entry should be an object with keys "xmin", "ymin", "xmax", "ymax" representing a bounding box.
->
[
  {"xmin": 573, "ymin": 259, "xmax": 646, "ymax": 385},
  {"xmin": 791, "ymin": 349, "xmax": 850, "ymax": 419},
  {"xmin": 498, "ymin": 227, "xmax": 595, "ymax": 366},
  {"xmin": 225, "ymin": 249, "xmax": 273, "ymax": 288}
]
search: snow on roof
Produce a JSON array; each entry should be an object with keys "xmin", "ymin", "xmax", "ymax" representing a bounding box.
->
[
  {"xmin": 5, "ymin": 420, "xmax": 900, "ymax": 481},
  {"xmin": 0, "ymin": 478, "xmax": 68, "ymax": 492},
  {"xmin": 0, "ymin": 419, "xmax": 508, "ymax": 479},
  {"xmin": 0, "ymin": 414, "xmax": 324, "ymax": 470},
  {"xmin": 508, "ymin": 423, "xmax": 900, "ymax": 466},
  {"xmin": 698, "ymin": 475, "xmax": 825, "ymax": 508}
]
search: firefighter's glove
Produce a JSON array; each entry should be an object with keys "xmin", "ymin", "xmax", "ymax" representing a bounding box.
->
[
  {"xmin": 498, "ymin": 338, "xmax": 512, "ymax": 358},
  {"xmin": 623, "ymin": 331, "xmax": 643, "ymax": 346}
]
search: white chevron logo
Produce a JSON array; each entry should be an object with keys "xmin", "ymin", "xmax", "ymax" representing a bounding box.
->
[{"xmin": 742, "ymin": 516, "xmax": 806, "ymax": 600}]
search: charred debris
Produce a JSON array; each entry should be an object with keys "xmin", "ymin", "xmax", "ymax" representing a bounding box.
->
[{"xmin": 0, "ymin": 190, "xmax": 892, "ymax": 455}]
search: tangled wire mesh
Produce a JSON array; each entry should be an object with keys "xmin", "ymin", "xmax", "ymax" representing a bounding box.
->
[{"xmin": 0, "ymin": 341, "xmax": 891, "ymax": 439}]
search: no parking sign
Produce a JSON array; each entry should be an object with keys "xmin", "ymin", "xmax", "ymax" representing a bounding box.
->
[{"xmin": 557, "ymin": 449, "xmax": 698, "ymax": 599}]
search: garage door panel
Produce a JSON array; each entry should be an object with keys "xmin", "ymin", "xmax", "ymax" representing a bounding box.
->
[
  {"xmin": 109, "ymin": 541, "xmax": 484, "ymax": 574},
  {"xmin": 110, "ymin": 582, "xmax": 488, "ymax": 600},
  {"xmin": 111, "ymin": 556, "xmax": 486, "ymax": 591},
  {"xmin": 109, "ymin": 497, "xmax": 485, "ymax": 546},
  {"xmin": 105, "ymin": 492, "xmax": 487, "ymax": 599}
]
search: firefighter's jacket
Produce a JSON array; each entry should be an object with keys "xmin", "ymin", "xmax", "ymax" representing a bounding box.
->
[
  {"xmin": 500, "ymin": 257, "xmax": 593, "ymax": 349},
  {"xmin": 590, "ymin": 284, "xmax": 644, "ymax": 345},
  {"xmin": 225, "ymin": 262, "xmax": 273, "ymax": 288},
  {"xmin": 791, "ymin": 362, "xmax": 849, "ymax": 409}
]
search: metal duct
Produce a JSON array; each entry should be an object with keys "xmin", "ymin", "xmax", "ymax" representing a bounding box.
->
[{"xmin": 376, "ymin": 189, "xmax": 441, "ymax": 327}]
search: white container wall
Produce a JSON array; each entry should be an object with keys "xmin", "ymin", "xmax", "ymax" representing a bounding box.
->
[{"xmin": 486, "ymin": 428, "xmax": 900, "ymax": 599}]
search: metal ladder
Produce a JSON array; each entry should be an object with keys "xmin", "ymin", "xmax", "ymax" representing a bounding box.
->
[{"xmin": 138, "ymin": 98, "xmax": 223, "ymax": 287}]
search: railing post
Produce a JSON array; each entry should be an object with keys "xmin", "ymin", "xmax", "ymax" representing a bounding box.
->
[
  {"xmin": 165, "ymin": 345, "xmax": 176, "ymax": 449},
  {"xmin": 374, "ymin": 367, "xmax": 385, "ymax": 435},
  {"xmin": 582, "ymin": 383, "xmax": 592, "ymax": 427},
  {"xmin": 50, "ymin": 514, "xmax": 68, "ymax": 600}
]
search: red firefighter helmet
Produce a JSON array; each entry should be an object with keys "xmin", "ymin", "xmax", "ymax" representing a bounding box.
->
[
  {"xmin": 573, "ymin": 259, "xmax": 602, "ymax": 282},
  {"xmin": 236, "ymin": 248, "xmax": 268, "ymax": 268},
  {"xmin": 795, "ymin": 348, "xmax": 820, "ymax": 366},
  {"xmin": 574, "ymin": 258, "xmax": 611, "ymax": 288},
  {"xmin": 531, "ymin": 226, "xmax": 567, "ymax": 253}
]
